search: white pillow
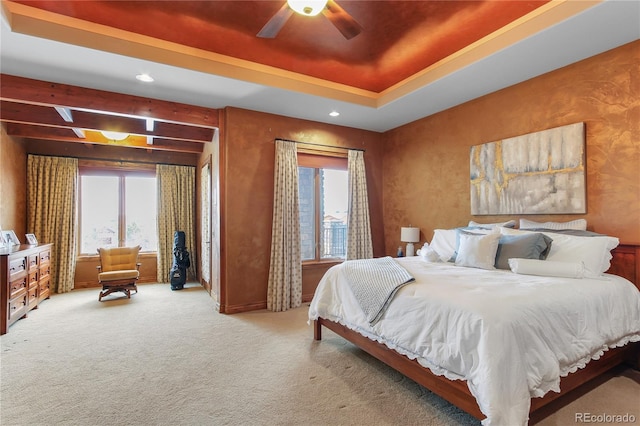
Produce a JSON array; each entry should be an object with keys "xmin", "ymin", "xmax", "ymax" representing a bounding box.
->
[
  {"xmin": 500, "ymin": 227, "xmax": 618, "ymax": 277},
  {"xmin": 543, "ymin": 233, "xmax": 618, "ymax": 278},
  {"xmin": 429, "ymin": 229, "xmax": 458, "ymax": 262},
  {"xmin": 509, "ymin": 258, "xmax": 585, "ymax": 278},
  {"xmin": 454, "ymin": 231, "xmax": 501, "ymax": 270},
  {"xmin": 468, "ymin": 220, "xmax": 516, "ymax": 229},
  {"xmin": 519, "ymin": 218, "xmax": 587, "ymax": 231}
]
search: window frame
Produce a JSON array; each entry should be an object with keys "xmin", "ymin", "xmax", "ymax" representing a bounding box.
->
[
  {"xmin": 298, "ymin": 152, "xmax": 348, "ymax": 264},
  {"xmin": 78, "ymin": 160, "xmax": 157, "ymax": 256}
]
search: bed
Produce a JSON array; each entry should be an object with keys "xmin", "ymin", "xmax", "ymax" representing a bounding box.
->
[{"xmin": 309, "ymin": 225, "xmax": 640, "ymax": 426}]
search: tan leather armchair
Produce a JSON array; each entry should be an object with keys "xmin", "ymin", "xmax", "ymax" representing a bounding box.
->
[{"xmin": 97, "ymin": 246, "xmax": 141, "ymax": 301}]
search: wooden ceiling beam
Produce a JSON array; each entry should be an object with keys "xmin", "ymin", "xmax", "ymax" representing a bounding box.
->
[
  {"xmin": 4, "ymin": 123, "xmax": 202, "ymax": 154},
  {"xmin": 1, "ymin": 100, "xmax": 214, "ymax": 143},
  {"xmin": 0, "ymin": 74, "xmax": 219, "ymax": 128},
  {"xmin": 5, "ymin": 122, "xmax": 78, "ymax": 138},
  {"xmin": 1, "ymin": 100, "xmax": 64, "ymax": 124},
  {"xmin": 150, "ymin": 138, "xmax": 205, "ymax": 154}
]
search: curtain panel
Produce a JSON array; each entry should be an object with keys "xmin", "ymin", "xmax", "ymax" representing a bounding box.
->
[
  {"xmin": 346, "ymin": 150, "xmax": 373, "ymax": 260},
  {"xmin": 267, "ymin": 140, "xmax": 302, "ymax": 312},
  {"xmin": 27, "ymin": 155, "xmax": 78, "ymax": 293},
  {"xmin": 156, "ymin": 164, "xmax": 197, "ymax": 283}
]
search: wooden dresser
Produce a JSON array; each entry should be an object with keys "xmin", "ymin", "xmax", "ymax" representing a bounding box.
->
[{"xmin": 1, "ymin": 243, "xmax": 53, "ymax": 335}]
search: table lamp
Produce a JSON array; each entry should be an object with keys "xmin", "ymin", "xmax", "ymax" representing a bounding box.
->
[{"xmin": 401, "ymin": 226, "xmax": 420, "ymax": 257}]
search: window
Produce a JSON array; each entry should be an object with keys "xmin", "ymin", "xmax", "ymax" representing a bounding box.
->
[
  {"xmin": 79, "ymin": 167, "xmax": 157, "ymax": 255},
  {"xmin": 298, "ymin": 154, "xmax": 348, "ymax": 261}
]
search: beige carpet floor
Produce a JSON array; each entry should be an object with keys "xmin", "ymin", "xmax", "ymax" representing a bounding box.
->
[{"xmin": 1, "ymin": 283, "xmax": 638, "ymax": 426}]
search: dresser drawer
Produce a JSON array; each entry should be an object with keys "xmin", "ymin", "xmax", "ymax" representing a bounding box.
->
[
  {"xmin": 28, "ymin": 254, "xmax": 39, "ymax": 272},
  {"xmin": 8, "ymin": 293, "xmax": 27, "ymax": 322},
  {"xmin": 39, "ymin": 249, "xmax": 51, "ymax": 265},
  {"xmin": 38, "ymin": 278, "xmax": 51, "ymax": 302},
  {"xmin": 27, "ymin": 286, "xmax": 38, "ymax": 310},
  {"xmin": 9, "ymin": 276, "xmax": 28, "ymax": 298},
  {"xmin": 39, "ymin": 264, "xmax": 51, "ymax": 280},
  {"xmin": 28, "ymin": 271, "xmax": 39, "ymax": 289},
  {"xmin": 9, "ymin": 256, "xmax": 27, "ymax": 280}
]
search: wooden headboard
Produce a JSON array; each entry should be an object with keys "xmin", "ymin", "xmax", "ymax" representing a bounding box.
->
[{"xmin": 608, "ymin": 244, "xmax": 640, "ymax": 291}]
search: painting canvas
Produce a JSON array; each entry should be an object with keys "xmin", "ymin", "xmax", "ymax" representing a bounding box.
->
[{"xmin": 470, "ymin": 122, "xmax": 586, "ymax": 215}]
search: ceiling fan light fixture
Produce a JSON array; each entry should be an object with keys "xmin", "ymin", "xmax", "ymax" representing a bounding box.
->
[
  {"xmin": 101, "ymin": 131, "xmax": 129, "ymax": 141},
  {"xmin": 287, "ymin": 0, "xmax": 328, "ymax": 16}
]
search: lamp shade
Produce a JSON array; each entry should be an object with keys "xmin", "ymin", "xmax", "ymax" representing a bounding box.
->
[{"xmin": 400, "ymin": 227, "xmax": 420, "ymax": 243}]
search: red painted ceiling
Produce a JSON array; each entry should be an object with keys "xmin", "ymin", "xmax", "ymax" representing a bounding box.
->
[{"xmin": 15, "ymin": 0, "xmax": 549, "ymax": 92}]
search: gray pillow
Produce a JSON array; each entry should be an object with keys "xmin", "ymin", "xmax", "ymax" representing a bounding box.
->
[{"xmin": 494, "ymin": 233, "xmax": 553, "ymax": 270}]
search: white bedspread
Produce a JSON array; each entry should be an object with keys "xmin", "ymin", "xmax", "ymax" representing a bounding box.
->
[{"xmin": 308, "ymin": 257, "xmax": 640, "ymax": 426}]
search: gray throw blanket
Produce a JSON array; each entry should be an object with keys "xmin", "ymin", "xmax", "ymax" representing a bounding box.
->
[{"xmin": 342, "ymin": 256, "xmax": 415, "ymax": 325}]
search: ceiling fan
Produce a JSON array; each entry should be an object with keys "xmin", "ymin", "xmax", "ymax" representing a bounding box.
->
[{"xmin": 257, "ymin": 0, "xmax": 363, "ymax": 40}]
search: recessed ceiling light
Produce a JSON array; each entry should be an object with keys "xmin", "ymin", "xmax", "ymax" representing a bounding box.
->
[
  {"xmin": 135, "ymin": 73, "xmax": 154, "ymax": 83},
  {"xmin": 329, "ymin": 111, "xmax": 340, "ymax": 117}
]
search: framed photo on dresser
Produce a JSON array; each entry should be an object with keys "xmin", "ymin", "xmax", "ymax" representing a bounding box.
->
[
  {"xmin": 26, "ymin": 234, "xmax": 38, "ymax": 245},
  {"xmin": 1, "ymin": 230, "xmax": 20, "ymax": 246}
]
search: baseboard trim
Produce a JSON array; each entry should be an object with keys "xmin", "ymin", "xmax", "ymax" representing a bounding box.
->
[{"xmin": 224, "ymin": 302, "xmax": 267, "ymax": 314}]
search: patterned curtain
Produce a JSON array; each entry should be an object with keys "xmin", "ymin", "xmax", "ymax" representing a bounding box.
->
[
  {"xmin": 267, "ymin": 140, "xmax": 302, "ymax": 312},
  {"xmin": 156, "ymin": 164, "xmax": 197, "ymax": 283},
  {"xmin": 346, "ymin": 150, "xmax": 373, "ymax": 260},
  {"xmin": 27, "ymin": 155, "xmax": 78, "ymax": 293}
]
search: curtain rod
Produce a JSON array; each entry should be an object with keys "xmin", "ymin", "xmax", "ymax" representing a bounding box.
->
[
  {"xmin": 276, "ymin": 138, "xmax": 365, "ymax": 152},
  {"xmin": 29, "ymin": 153, "xmax": 196, "ymax": 168}
]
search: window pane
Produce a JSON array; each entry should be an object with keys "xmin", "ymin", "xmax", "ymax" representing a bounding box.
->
[
  {"xmin": 80, "ymin": 175, "xmax": 119, "ymax": 254},
  {"xmin": 298, "ymin": 167, "xmax": 315, "ymax": 261},
  {"xmin": 320, "ymin": 169, "xmax": 348, "ymax": 259},
  {"xmin": 125, "ymin": 177, "xmax": 158, "ymax": 251}
]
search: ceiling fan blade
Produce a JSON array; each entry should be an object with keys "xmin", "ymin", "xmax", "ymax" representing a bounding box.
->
[
  {"xmin": 257, "ymin": 2, "xmax": 294, "ymax": 38},
  {"xmin": 322, "ymin": 0, "xmax": 363, "ymax": 40}
]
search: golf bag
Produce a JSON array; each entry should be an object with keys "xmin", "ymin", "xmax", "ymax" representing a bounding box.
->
[{"xmin": 169, "ymin": 231, "xmax": 190, "ymax": 290}]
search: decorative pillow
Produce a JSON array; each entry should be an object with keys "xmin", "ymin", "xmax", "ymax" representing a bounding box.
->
[
  {"xmin": 494, "ymin": 233, "xmax": 553, "ymax": 270},
  {"xmin": 468, "ymin": 220, "xmax": 516, "ymax": 229},
  {"xmin": 429, "ymin": 229, "xmax": 459, "ymax": 262},
  {"xmin": 519, "ymin": 218, "xmax": 587, "ymax": 231},
  {"xmin": 509, "ymin": 258, "xmax": 585, "ymax": 279},
  {"xmin": 500, "ymin": 227, "xmax": 618, "ymax": 277},
  {"xmin": 454, "ymin": 231, "xmax": 501, "ymax": 270},
  {"xmin": 448, "ymin": 227, "xmax": 495, "ymax": 262}
]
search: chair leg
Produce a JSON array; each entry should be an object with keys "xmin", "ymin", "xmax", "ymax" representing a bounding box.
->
[
  {"xmin": 99, "ymin": 288, "xmax": 114, "ymax": 301},
  {"xmin": 98, "ymin": 283, "xmax": 137, "ymax": 301}
]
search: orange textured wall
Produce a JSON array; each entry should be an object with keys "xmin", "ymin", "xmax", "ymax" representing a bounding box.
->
[
  {"xmin": 0, "ymin": 126, "xmax": 27, "ymax": 237},
  {"xmin": 383, "ymin": 41, "xmax": 640, "ymax": 253},
  {"xmin": 220, "ymin": 107, "xmax": 385, "ymax": 312}
]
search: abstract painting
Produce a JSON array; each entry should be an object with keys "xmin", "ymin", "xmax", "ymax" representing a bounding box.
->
[{"xmin": 470, "ymin": 122, "xmax": 586, "ymax": 215}]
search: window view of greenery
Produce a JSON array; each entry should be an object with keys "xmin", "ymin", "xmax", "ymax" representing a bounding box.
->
[
  {"xmin": 80, "ymin": 175, "xmax": 157, "ymax": 254},
  {"xmin": 299, "ymin": 167, "xmax": 348, "ymax": 261}
]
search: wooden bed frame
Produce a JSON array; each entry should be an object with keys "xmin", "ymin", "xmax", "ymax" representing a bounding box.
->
[{"xmin": 313, "ymin": 244, "xmax": 640, "ymax": 423}]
